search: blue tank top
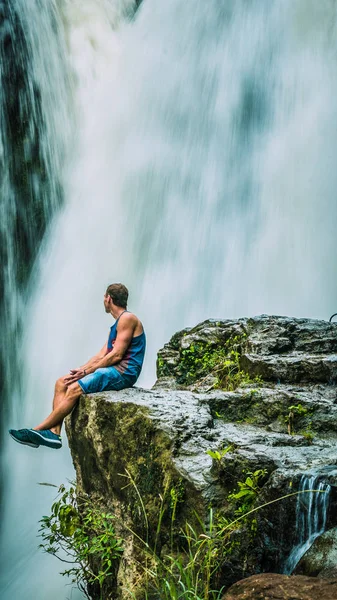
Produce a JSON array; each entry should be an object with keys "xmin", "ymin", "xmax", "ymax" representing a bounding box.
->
[{"xmin": 107, "ymin": 311, "xmax": 146, "ymax": 380}]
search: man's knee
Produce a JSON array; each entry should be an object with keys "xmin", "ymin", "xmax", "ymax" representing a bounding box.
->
[
  {"xmin": 67, "ymin": 382, "xmax": 83, "ymax": 399},
  {"xmin": 55, "ymin": 376, "xmax": 67, "ymax": 392}
]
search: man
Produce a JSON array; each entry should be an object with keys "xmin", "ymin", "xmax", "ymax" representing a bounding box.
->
[{"xmin": 9, "ymin": 283, "xmax": 146, "ymax": 450}]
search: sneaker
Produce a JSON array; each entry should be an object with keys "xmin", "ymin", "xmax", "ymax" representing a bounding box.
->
[
  {"xmin": 28, "ymin": 429, "xmax": 62, "ymax": 449},
  {"xmin": 9, "ymin": 428, "xmax": 39, "ymax": 448}
]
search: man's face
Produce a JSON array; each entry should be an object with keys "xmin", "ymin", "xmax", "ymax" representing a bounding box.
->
[{"xmin": 103, "ymin": 293, "xmax": 111, "ymax": 313}]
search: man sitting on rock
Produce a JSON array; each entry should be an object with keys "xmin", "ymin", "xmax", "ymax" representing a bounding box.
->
[{"xmin": 9, "ymin": 283, "xmax": 146, "ymax": 450}]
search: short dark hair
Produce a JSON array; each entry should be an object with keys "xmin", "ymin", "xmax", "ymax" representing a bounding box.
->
[{"xmin": 106, "ymin": 283, "xmax": 128, "ymax": 308}]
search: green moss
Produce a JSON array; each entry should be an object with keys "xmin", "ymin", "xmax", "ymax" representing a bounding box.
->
[
  {"xmin": 211, "ymin": 392, "xmax": 316, "ymax": 432},
  {"xmin": 156, "ymin": 354, "xmax": 173, "ymax": 378},
  {"xmin": 299, "ymin": 427, "xmax": 314, "ymax": 444},
  {"xmin": 173, "ymin": 335, "xmax": 262, "ymax": 391}
]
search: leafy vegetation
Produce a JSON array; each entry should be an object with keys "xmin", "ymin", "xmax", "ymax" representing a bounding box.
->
[
  {"xmin": 285, "ymin": 403, "xmax": 311, "ymax": 435},
  {"xmin": 206, "ymin": 444, "xmax": 235, "ymax": 464},
  {"xmin": 167, "ymin": 335, "xmax": 263, "ymax": 391},
  {"xmin": 227, "ymin": 469, "xmax": 268, "ymax": 515},
  {"xmin": 39, "ymin": 476, "xmax": 257, "ymax": 600},
  {"xmin": 122, "ymin": 476, "xmax": 242, "ymax": 600},
  {"xmin": 39, "ymin": 476, "xmax": 323, "ymax": 600},
  {"xmin": 124, "ymin": 509, "xmax": 227, "ymax": 600},
  {"xmin": 39, "ymin": 484, "xmax": 123, "ymax": 599},
  {"xmin": 299, "ymin": 426, "xmax": 314, "ymax": 444},
  {"xmin": 125, "ymin": 475, "xmax": 311, "ymax": 600}
]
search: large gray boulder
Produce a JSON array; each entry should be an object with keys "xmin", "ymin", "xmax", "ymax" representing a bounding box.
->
[{"xmin": 66, "ymin": 315, "xmax": 337, "ymax": 599}]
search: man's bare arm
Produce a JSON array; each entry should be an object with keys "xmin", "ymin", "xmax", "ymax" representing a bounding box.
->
[
  {"xmin": 64, "ymin": 342, "xmax": 108, "ymax": 384},
  {"xmin": 85, "ymin": 314, "xmax": 137, "ymax": 373},
  {"xmin": 79, "ymin": 343, "xmax": 108, "ymax": 370},
  {"xmin": 64, "ymin": 314, "xmax": 138, "ymax": 384}
]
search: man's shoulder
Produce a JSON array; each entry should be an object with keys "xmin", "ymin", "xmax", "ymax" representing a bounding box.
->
[
  {"xmin": 119, "ymin": 311, "xmax": 142, "ymax": 327},
  {"xmin": 122, "ymin": 310, "xmax": 138, "ymax": 321},
  {"xmin": 118, "ymin": 311, "xmax": 143, "ymax": 335}
]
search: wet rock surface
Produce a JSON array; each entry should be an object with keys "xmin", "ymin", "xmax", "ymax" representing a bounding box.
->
[
  {"xmin": 222, "ymin": 573, "xmax": 337, "ymax": 600},
  {"xmin": 157, "ymin": 315, "xmax": 337, "ymax": 386},
  {"xmin": 295, "ymin": 527, "xmax": 337, "ymax": 577},
  {"xmin": 67, "ymin": 316, "xmax": 337, "ymax": 598}
]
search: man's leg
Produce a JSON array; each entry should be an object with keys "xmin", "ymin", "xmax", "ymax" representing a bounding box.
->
[
  {"xmin": 45, "ymin": 376, "xmax": 68, "ymax": 434},
  {"xmin": 34, "ymin": 381, "xmax": 83, "ymax": 434},
  {"xmin": 36, "ymin": 375, "xmax": 78, "ymax": 435},
  {"xmin": 9, "ymin": 377, "xmax": 84, "ymax": 449}
]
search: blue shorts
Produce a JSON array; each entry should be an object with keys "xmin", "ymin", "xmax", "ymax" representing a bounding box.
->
[{"xmin": 78, "ymin": 367, "xmax": 136, "ymax": 394}]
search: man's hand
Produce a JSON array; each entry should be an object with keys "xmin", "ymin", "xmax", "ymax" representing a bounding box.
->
[{"xmin": 64, "ymin": 368, "xmax": 87, "ymax": 385}]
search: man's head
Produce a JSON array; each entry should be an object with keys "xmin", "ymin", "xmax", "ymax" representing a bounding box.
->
[{"xmin": 105, "ymin": 283, "xmax": 129, "ymax": 311}]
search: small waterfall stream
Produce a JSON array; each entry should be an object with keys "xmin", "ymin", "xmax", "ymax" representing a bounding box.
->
[{"xmin": 284, "ymin": 475, "xmax": 331, "ymax": 575}]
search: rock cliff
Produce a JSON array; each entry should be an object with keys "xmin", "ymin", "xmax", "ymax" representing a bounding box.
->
[{"xmin": 66, "ymin": 315, "xmax": 337, "ymax": 599}]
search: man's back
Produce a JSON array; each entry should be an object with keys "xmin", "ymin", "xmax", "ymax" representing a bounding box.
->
[{"xmin": 108, "ymin": 310, "xmax": 146, "ymax": 380}]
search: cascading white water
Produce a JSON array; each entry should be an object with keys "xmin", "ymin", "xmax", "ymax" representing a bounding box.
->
[
  {"xmin": 0, "ymin": 2, "xmax": 75, "ymax": 598},
  {"xmin": 284, "ymin": 475, "xmax": 331, "ymax": 574},
  {"xmin": 0, "ymin": 2, "xmax": 140, "ymax": 599},
  {"xmin": 2, "ymin": 1, "xmax": 337, "ymax": 598},
  {"xmin": 0, "ymin": 0, "xmax": 72, "ymax": 432}
]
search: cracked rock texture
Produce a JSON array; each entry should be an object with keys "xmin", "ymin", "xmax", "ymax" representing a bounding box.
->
[{"xmin": 66, "ymin": 315, "xmax": 337, "ymax": 599}]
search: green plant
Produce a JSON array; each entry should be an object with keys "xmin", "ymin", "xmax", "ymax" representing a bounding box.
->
[
  {"xmin": 125, "ymin": 484, "xmax": 321, "ymax": 600},
  {"xmin": 177, "ymin": 335, "xmax": 263, "ymax": 391},
  {"xmin": 39, "ymin": 484, "xmax": 123, "ymax": 599},
  {"xmin": 206, "ymin": 445, "xmax": 234, "ymax": 464},
  {"xmin": 157, "ymin": 356, "xmax": 165, "ymax": 371},
  {"xmin": 215, "ymin": 469, "xmax": 267, "ymax": 557},
  {"xmin": 228, "ymin": 469, "xmax": 268, "ymax": 515},
  {"xmin": 125, "ymin": 508, "xmax": 228, "ymax": 600},
  {"xmin": 285, "ymin": 403, "xmax": 309, "ymax": 435},
  {"xmin": 40, "ymin": 478, "xmax": 328, "ymax": 600},
  {"xmin": 170, "ymin": 479, "xmax": 185, "ymax": 549},
  {"xmin": 121, "ymin": 474, "xmax": 228, "ymax": 600},
  {"xmin": 153, "ymin": 510, "xmax": 226, "ymax": 600},
  {"xmin": 299, "ymin": 425, "xmax": 314, "ymax": 444}
]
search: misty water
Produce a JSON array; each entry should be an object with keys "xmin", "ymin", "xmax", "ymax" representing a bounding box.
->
[{"xmin": 1, "ymin": 1, "xmax": 337, "ymax": 598}]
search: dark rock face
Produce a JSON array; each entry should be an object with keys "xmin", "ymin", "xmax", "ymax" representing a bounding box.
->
[
  {"xmin": 295, "ymin": 528, "xmax": 337, "ymax": 578},
  {"xmin": 66, "ymin": 316, "xmax": 337, "ymax": 598},
  {"xmin": 222, "ymin": 573, "xmax": 337, "ymax": 600}
]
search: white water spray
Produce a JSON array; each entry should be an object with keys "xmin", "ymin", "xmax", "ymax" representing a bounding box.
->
[
  {"xmin": 0, "ymin": 0, "xmax": 72, "ymax": 434},
  {"xmin": 2, "ymin": 1, "xmax": 337, "ymax": 598},
  {"xmin": 0, "ymin": 1, "xmax": 135, "ymax": 599}
]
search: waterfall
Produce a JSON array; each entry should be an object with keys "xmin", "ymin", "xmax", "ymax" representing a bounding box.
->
[
  {"xmin": 0, "ymin": 0, "xmax": 71, "ymax": 436},
  {"xmin": 284, "ymin": 475, "xmax": 331, "ymax": 575},
  {"xmin": 0, "ymin": 1, "xmax": 74, "ymax": 598},
  {"xmin": 1, "ymin": 0, "xmax": 337, "ymax": 598}
]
